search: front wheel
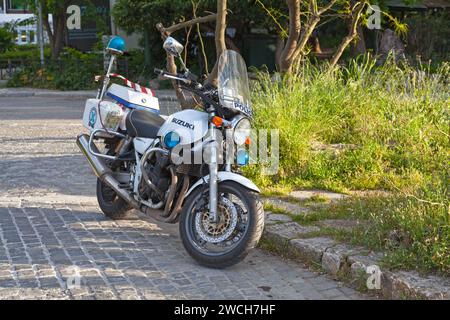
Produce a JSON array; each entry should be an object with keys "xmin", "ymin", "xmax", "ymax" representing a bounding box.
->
[{"xmin": 179, "ymin": 181, "xmax": 264, "ymax": 269}]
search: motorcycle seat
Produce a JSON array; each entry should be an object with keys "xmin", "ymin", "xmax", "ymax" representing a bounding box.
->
[{"xmin": 126, "ymin": 109, "xmax": 165, "ymax": 138}]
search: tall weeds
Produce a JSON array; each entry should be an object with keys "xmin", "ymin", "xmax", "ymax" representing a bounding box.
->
[
  {"xmin": 248, "ymin": 55, "xmax": 448, "ymax": 194},
  {"xmin": 246, "ymin": 56, "xmax": 449, "ymax": 274}
]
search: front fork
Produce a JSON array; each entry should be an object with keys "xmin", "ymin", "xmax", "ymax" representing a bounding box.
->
[{"xmin": 208, "ymin": 121, "xmax": 219, "ymax": 223}]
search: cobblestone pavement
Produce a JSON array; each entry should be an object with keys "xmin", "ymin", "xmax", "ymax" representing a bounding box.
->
[{"xmin": 0, "ymin": 96, "xmax": 368, "ymax": 300}]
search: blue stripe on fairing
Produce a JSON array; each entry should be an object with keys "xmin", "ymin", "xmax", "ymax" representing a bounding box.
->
[{"xmin": 106, "ymin": 92, "xmax": 160, "ymax": 114}]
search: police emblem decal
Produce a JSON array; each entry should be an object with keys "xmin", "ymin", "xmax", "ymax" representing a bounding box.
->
[{"xmin": 88, "ymin": 107, "xmax": 97, "ymax": 128}]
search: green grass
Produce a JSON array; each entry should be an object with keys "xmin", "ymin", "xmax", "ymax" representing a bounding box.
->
[
  {"xmin": 263, "ymin": 202, "xmax": 291, "ymax": 215},
  {"xmin": 246, "ymin": 56, "xmax": 448, "ymax": 193},
  {"xmin": 309, "ymin": 196, "xmax": 449, "ymax": 276},
  {"xmin": 246, "ymin": 56, "xmax": 449, "ymax": 275}
]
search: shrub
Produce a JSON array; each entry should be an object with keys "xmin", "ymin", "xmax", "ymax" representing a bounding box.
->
[
  {"xmin": 7, "ymin": 48, "xmax": 103, "ymax": 90},
  {"xmin": 0, "ymin": 44, "xmax": 52, "ymax": 60},
  {"xmin": 5, "ymin": 46, "xmax": 154, "ymax": 90},
  {"xmin": 0, "ymin": 27, "xmax": 14, "ymax": 53}
]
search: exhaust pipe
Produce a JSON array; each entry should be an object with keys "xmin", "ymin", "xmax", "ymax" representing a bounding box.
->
[{"xmin": 76, "ymin": 134, "xmax": 140, "ymax": 210}]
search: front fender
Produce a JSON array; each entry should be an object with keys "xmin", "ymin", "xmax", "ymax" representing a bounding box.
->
[{"xmin": 185, "ymin": 172, "xmax": 260, "ymax": 198}]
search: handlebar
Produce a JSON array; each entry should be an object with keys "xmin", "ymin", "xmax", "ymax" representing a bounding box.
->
[
  {"xmin": 154, "ymin": 68, "xmax": 164, "ymax": 75},
  {"xmin": 154, "ymin": 68, "xmax": 193, "ymax": 85},
  {"xmin": 154, "ymin": 68, "xmax": 220, "ymax": 110}
]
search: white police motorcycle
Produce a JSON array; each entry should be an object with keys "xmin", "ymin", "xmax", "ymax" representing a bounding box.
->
[{"xmin": 76, "ymin": 36, "xmax": 264, "ymax": 268}]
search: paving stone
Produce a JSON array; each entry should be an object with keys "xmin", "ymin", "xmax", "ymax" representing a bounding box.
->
[
  {"xmin": 289, "ymin": 190, "xmax": 348, "ymax": 202},
  {"xmin": 322, "ymin": 244, "xmax": 365, "ymax": 276},
  {"xmin": 264, "ymin": 198, "xmax": 310, "ymax": 216},
  {"xmin": 347, "ymin": 251, "xmax": 384, "ymax": 278},
  {"xmin": 0, "ymin": 95, "xmax": 368, "ymax": 300},
  {"xmin": 265, "ymin": 212, "xmax": 293, "ymax": 225},
  {"xmin": 265, "ymin": 222, "xmax": 320, "ymax": 244},
  {"xmin": 384, "ymin": 271, "xmax": 450, "ymax": 300},
  {"xmin": 316, "ymin": 219, "xmax": 366, "ymax": 232},
  {"xmin": 290, "ymin": 237, "xmax": 337, "ymax": 263}
]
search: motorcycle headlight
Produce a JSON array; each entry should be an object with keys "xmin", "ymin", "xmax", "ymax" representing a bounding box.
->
[{"xmin": 233, "ymin": 118, "xmax": 251, "ymax": 146}]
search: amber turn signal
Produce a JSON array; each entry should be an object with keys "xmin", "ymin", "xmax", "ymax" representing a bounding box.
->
[{"xmin": 212, "ymin": 116, "xmax": 224, "ymax": 127}]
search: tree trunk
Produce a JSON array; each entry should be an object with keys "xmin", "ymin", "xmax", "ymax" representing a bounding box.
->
[
  {"xmin": 278, "ymin": 0, "xmax": 301, "ymax": 73},
  {"xmin": 156, "ymin": 1, "xmax": 228, "ymax": 107},
  {"xmin": 156, "ymin": 13, "xmax": 220, "ymax": 109},
  {"xmin": 166, "ymin": 54, "xmax": 199, "ymax": 110},
  {"xmin": 206, "ymin": 0, "xmax": 228, "ymax": 86},
  {"xmin": 310, "ymin": 33, "xmax": 322, "ymax": 54},
  {"xmin": 42, "ymin": 4, "xmax": 67, "ymax": 60},
  {"xmin": 277, "ymin": 0, "xmax": 339, "ymax": 73},
  {"xmin": 42, "ymin": 15, "xmax": 54, "ymax": 54},
  {"xmin": 275, "ymin": 35, "xmax": 285, "ymax": 71},
  {"xmin": 52, "ymin": 13, "xmax": 66, "ymax": 59}
]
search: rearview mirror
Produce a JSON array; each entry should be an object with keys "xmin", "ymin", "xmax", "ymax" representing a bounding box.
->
[{"xmin": 163, "ymin": 37, "xmax": 184, "ymax": 58}]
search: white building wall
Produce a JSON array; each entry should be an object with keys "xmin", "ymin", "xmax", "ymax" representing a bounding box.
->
[{"xmin": 0, "ymin": 0, "xmax": 50, "ymax": 46}]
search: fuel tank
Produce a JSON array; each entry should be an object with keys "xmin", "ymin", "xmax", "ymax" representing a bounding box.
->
[{"xmin": 158, "ymin": 109, "xmax": 209, "ymax": 146}]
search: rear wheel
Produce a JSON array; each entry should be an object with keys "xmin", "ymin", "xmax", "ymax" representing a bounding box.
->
[
  {"xmin": 96, "ymin": 178, "xmax": 131, "ymax": 220},
  {"xmin": 179, "ymin": 181, "xmax": 264, "ymax": 269}
]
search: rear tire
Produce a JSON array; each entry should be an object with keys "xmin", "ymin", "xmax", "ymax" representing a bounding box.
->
[
  {"xmin": 179, "ymin": 181, "xmax": 264, "ymax": 269},
  {"xmin": 96, "ymin": 178, "xmax": 131, "ymax": 220}
]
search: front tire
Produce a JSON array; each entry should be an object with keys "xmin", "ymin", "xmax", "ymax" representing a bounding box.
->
[
  {"xmin": 96, "ymin": 178, "xmax": 131, "ymax": 220},
  {"xmin": 179, "ymin": 181, "xmax": 264, "ymax": 269}
]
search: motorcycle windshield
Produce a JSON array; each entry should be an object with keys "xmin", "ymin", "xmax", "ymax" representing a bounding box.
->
[{"xmin": 218, "ymin": 50, "xmax": 253, "ymax": 118}]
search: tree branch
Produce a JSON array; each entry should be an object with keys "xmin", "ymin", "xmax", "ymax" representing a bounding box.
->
[
  {"xmin": 318, "ymin": 0, "xmax": 339, "ymax": 15},
  {"xmin": 278, "ymin": 0, "xmax": 339, "ymax": 72},
  {"xmin": 156, "ymin": 14, "xmax": 217, "ymax": 37},
  {"xmin": 156, "ymin": 13, "xmax": 221, "ymax": 108},
  {"xmin": 329, "ymin": 1, "xmax": 366, "ymax": 68}
]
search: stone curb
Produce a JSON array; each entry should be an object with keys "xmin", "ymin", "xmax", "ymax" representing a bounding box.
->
[
  {"xmin": 0, "ymin": 89, "xmax": 178, "ymax": 101},
  {"xmin": 0, "ymin": 89, "xmax": 94, "ymax": 98},
  {"xmin": 262, "ymin": 200, "xmax": 450, "ymax": 300}
]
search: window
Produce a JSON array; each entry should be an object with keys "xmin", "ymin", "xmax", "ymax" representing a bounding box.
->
[
  {"xmin": 0, "ymin": 1, "xmax": 4, "ymax": 13},
  {"xmin": 6, "ymin": 0, "xmax": 31, "ymax": 13}
]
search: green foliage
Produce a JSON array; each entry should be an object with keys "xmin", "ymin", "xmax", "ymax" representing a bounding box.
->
[
  {"xmin": 247, "ymin": 55, "xmax": 448, "ymax": 193},
  {"xmin": 5, "ymin": 47, "xmax": 153, "ymax": 90},
  {"xmin": 111, "ymin": 0, "xmax": 286, "ymax": 74},
  {"xmin": 0, "ymin": 27, "xmax": 14, "ymax": 53},
  {"xmin": 0, "ymin": 44, "xmax": 52, "ymax": 59},
  {"xmin": 112, "ymin": 0, "xmax": 285, "ymax": 34},
  {"xmin": 112, "ymin": 0, "xmax": 197, "ymax": 33},
  {"xmin": 297, "ymin": 194, "xmax": 449, "ymax": 275},
  {"xmin": 246, "ymin": 55, "xmax": 449, "ymax": 274},
  {"xmin": 404, "ymin": 10, "xmax": 450, "ymax": 64},
  {"xmin": 7, "ymin": 48, "xmax": 103, "ymax": 90}
]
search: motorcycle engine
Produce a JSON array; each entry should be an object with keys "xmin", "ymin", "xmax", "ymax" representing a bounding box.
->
[{"xmin": 139, "ymin": 152, "xmax": 170, "ymax": 202}]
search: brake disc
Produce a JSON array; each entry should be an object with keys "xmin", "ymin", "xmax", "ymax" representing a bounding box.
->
[{"xmin": 194, "ymin": 197, "xmax": 238, "ymax": 244}]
